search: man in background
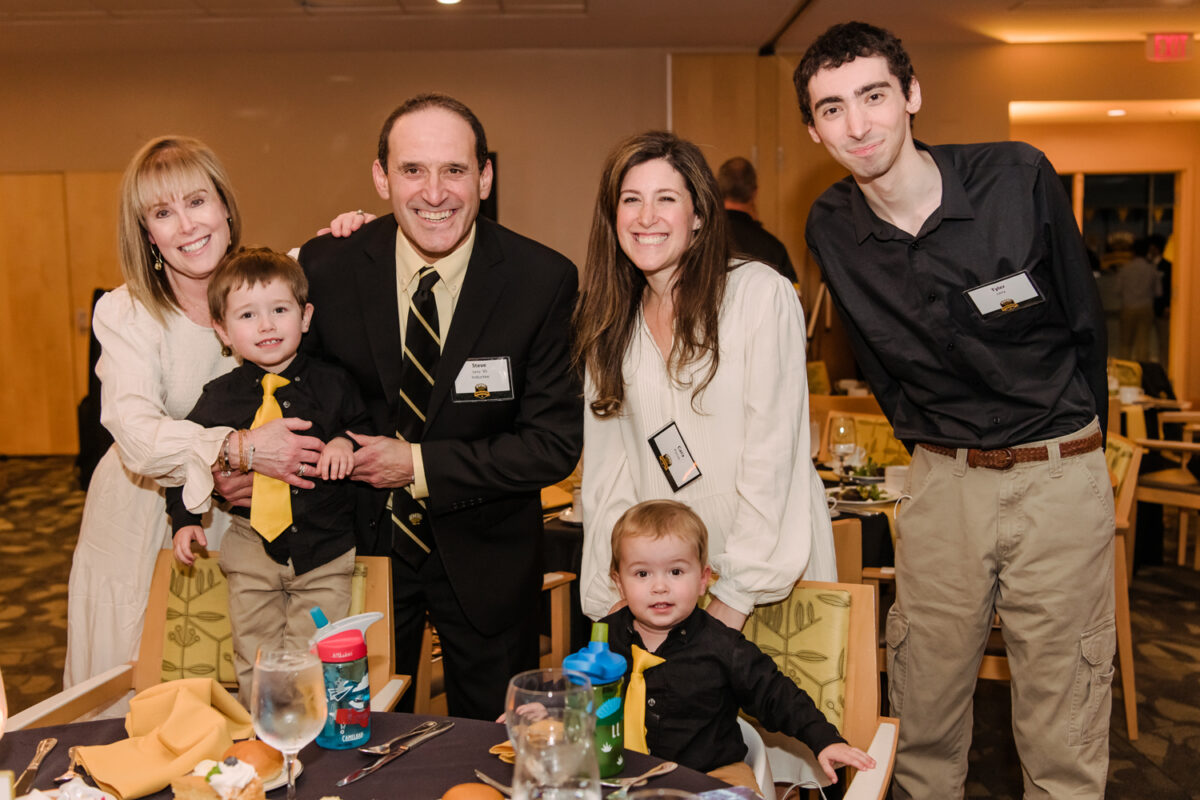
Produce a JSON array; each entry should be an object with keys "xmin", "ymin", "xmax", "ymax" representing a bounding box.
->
[{"xmin": 717, "ymin": 157, "xmax": 797, "ymax": 282}]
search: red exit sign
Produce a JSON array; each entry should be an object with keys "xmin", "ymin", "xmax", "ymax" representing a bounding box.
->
[{"xmin": 1146, "ymin": 32, "xmax": 1193, "ymax": 62}]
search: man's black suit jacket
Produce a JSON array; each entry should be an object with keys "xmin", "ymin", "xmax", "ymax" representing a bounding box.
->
[{"xmin": 298, "ymin": 215, "xmax": 583, "ymax": 634}]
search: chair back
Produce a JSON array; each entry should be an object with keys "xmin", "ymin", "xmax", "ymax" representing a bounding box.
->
[
  {"xmin": 832, "ymin": 517, "xmax": 863, "ymax": 584},
  {"xmin": 806, "ymin": 362, "xmax": 832, "ymax": 396},
  {"xmin": 1106, "ymin": 434, "xmax": 1143, "ymax": 532},
  {"xmin": 136, "ymin": 551, "xmax": 396, "ymax": 700},
  {"xmin": 1109, "ymin": 358, "xmax": 1143, "ymax": 388},
  {"xmin": 743, "ymin": 580, "xmax": 886, "ymax": 790}
]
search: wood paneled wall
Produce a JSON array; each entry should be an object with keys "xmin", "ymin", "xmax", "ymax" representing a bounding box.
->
[{"xmin": 0, "ymin": 171, "xmax": 121, "ymax": 454}]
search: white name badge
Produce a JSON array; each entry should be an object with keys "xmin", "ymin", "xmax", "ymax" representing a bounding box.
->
[
  {"xmin": 647, "ymin": 421, "xmax": 702, "ymax": 492},
  {"xmin": 453, "ymin": 357, "xmax": 514, "ymax": 402},
  {"xmin": 963, "ymin": 270, "xmax": 1044, "ymax": 317}
]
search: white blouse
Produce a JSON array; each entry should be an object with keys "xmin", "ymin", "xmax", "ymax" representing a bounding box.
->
[{"xmin": 580, "ymin": 261, "xmax": 836, "ymax": 620}]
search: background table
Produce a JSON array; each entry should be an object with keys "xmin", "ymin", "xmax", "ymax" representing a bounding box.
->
[{"xmin": 0, "ymin": 713, "xmax": 725, "ymax": 800}]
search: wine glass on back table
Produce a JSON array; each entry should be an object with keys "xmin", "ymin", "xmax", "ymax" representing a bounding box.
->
[
  {"xmin": 251, "ymin": 648, "xmax": 326, "ymax": 800},
  {"xmin": 829, "ymin": 416, "xmax": 857, "ymax": 485}
]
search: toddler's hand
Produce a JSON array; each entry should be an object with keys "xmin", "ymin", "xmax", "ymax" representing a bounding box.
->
[
  {"xmin": 318, "ymin": 437, "xmax": 356, "ymax": 480},
  {"xmin": 816, "ymin": 741, "xmax": 875, "ymax": 784},
  {"xmin": 173, "ymin": 525, "xmax": 207, "ymax": 566}
]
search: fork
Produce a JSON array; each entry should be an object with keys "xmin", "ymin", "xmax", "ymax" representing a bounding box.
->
[{"xmin": 55, "ymin": 747, "xmax": 82, "ymax": 783}]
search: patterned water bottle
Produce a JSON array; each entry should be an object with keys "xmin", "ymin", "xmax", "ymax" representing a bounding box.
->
[
  {"xmin": 563, "ymin": 622, "xmax": 627, "ymax": 777},
  {"xmin": 315, "ymin": 629, "xmax": 371, "ymax": 749}
]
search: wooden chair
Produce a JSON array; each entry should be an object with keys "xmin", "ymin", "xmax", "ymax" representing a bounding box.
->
[
  {"xmin": 744, "ymin": 580, "xmax": 898, "ymax": 798},
  {"xmin": 412, "ymin": 570, "xmax": 576, "ymax": 715},
  {"xmin": 1137, "ymin": 412, "xmax": 1200, "ymax": 568},
  {"xmin": 832, "ymin": 516, "xmax": 863, "ymax": 585},
  {"xmin": 9, "ymin": 552, "xmax": 407, "ymax": 730}
]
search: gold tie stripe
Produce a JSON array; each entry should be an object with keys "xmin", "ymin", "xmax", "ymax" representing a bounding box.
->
[
  {"xmin": 249, "ymin": 373, "xmax": 291, "ymax": 541},
  {"xmin": 623, "ymin": 644, "xmax": 664, "ymax": 754}
]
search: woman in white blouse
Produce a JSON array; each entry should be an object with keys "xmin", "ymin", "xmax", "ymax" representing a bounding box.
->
[
  {"xmin": 64, "ymin": 137, "xmax": 324, "ymax": 687},
  {"xmin": 573, "ymin": 131, "xmax": 836, "ymax": 630}
]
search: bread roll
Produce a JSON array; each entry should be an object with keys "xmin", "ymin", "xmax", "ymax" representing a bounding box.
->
[{"xmin": 222, "ymin": 740, "xmax": 284, "ymax": 782}]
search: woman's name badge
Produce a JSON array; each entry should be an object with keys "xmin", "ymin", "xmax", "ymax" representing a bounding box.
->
[
  {"xmin": 648, "ymin": 421, "xmax": 702, "ymax": 492},
  {"xmin": 453, "ymin": 357, "xmax": 514, "ymax": 402},
  {"xmin": 963, "ymin": 270, "xmax": 1044, "ymax": 318}
]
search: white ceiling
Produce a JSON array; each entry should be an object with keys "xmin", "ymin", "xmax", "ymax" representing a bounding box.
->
[{"xmin": 1, "ymin": 0, "xmax": 1199, "ymax": 54}]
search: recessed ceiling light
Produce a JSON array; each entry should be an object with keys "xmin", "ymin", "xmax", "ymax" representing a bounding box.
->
[
  {"xmin": 438, "ymin": 0, "xmax": 461, "ymax": 4},
  {"xmin": 1107, "ymin": 109, "xmax": 1127, "ymax": 117}
]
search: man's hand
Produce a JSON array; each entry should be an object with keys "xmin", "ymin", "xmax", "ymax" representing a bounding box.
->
[
  {"xmin": 704, "ymin": 597, "xmax": 748, "ymax": 631},
  {"xmin": 347, "ymin": 432, "xmax": 415, "ymax": 488},
  {"xmin": 212, "ymin": 467, "xmax": 254, "ymax": 507}
]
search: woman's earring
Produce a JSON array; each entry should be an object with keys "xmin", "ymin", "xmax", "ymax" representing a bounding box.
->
[{"xmin": 151, "ymin": 245, "xmax": 164, "ymax": 271}]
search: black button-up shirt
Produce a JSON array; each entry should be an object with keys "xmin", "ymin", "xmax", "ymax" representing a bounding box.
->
[
  {"xmin": 806, "ymin": 141, "xmax": 1107, "ymax": 449},
  {"xmin": 166, "ymin": 353, "xmax": 370, "ymax": 574},
  {"xmin": 725, "ymin": 209, "xmax": 798, "ymax": 283},
  {"xmin": 603, "ymin": 606, "xmax": 843, "ymax": 773}
]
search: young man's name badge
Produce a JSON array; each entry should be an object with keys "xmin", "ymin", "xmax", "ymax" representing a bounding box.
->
[
  {"xmin": 648, "ymin": 421, "xmax": 702, "ymax": 492},
  {"xmin": 963, "ymin": 270, "xmax": 1044, "ymax": 318},
  {"xmin": 453, "ymin": 357, "xmax": 514, "ymax": 402}
]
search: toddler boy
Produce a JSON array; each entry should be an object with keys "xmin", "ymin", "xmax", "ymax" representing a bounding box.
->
[
  {"xmin": 167, "ymin": 247, "xmax": 370, "ymax": 695},
  {"xmin": 604, "ymin": 499, "xmax": 874, "ymax": 793}
]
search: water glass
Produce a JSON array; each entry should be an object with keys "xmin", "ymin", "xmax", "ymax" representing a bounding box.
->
[
  {"xmin": 506, "ymin": 668, "xmax": 599, "ymax": 800},
  {"xmin": 830, "ymin": 415, "xmax": 857, "ymax": 482},
  {"xmin": 251, "ymin": 648, "xmax": 327, "ymax": 800}
]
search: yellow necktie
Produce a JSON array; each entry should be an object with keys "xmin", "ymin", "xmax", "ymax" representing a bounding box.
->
[
  {"xmin": 249, "ymin": 373, "xmax": 291, "ymax": 542},
  {"xmin": 623, "ymin": 644, "xmax": 665, "ymax": 754}
]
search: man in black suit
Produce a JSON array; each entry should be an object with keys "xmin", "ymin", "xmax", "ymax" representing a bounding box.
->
[
  {"xmin": 717, "ymin": 156, "xmax": 797, "ymax": 283},
  {"xmin": 299, "ymin": 93, "xmax": 582, "ymax": 719}
]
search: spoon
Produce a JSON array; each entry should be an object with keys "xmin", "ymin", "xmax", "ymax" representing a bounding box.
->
[{"xmin": 55, "ymin": 747, "xmax": 82, "ymax": 783}]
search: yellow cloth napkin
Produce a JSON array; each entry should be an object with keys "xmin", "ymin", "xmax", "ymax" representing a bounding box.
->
[{"xmin": 76, "ymin": 679, "xmax": 253, "ymax": 800}]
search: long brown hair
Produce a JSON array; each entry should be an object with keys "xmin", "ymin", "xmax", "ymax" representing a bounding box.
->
[
  {"xmin": 572, "ymin": 131, "xmax": 730, "ymax": 418},
  {"xmin": 118, "ymin": 136, "xmax": 242, "ymax": 324}
]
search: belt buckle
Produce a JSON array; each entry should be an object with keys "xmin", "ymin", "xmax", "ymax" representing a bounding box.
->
[{"xmin": 991, "ymin": 448, "xmax": 1017, "ymax": 470}]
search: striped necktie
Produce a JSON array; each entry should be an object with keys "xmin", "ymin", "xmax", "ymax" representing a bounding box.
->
[
  {"xmin": 392, "ymin": 266, "xmax": 440, "ymax": 567},
  {"xmin": 249, "ymin": 373, "xmax": 291, "ymax": 541},
  {"xmin": 623, "ymin": 644, "xmax": 665, "ymax": 754}
]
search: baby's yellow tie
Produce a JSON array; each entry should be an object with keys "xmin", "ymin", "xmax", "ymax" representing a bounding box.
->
[
  {"xmin": 623, "ymin": 644, "xmax": 665, "ymax": 754},
  {"xmin": 249, "ymin": 373, "xmax": 291, "ymax": 541}
]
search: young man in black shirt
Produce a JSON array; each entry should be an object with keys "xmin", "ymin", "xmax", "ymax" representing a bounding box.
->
[{"xmin": 797, "ymin": 22, "xmax": 1113, "ymax": 799}]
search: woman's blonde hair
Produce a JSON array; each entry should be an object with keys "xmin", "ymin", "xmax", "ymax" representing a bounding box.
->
[
  {"xmin": 572, "ymin": 131, "xmax": 730, "ymax": 418},
  {"xmin": 117, "ymin": 136, "xmax": 242, "ymax": 323}
]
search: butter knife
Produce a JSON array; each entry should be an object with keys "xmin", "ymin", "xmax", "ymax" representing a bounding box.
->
[
  {"xmin": 14, "ymin": 737, "xmax": 58, "ymax": 795},
  {"xmin": 336, "ymin": 720, "xmax": 454, "ymax": 786}
]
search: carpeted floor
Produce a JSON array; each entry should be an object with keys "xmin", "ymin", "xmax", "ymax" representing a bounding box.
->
[{"xmin": 1, "ymin": 455, "xmax": 1197, "ymax": 798}]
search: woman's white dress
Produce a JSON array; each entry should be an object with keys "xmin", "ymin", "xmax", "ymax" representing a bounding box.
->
[
  {"xmin": 64, "ymin": 286, "xmax": 238, "ymax": 687},
  {"xmin": 581, "ymin": 261, "xmax": 836, "ymax": 620}
]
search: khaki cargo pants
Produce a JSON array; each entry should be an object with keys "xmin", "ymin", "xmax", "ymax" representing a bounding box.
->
[{"xmin": 888, "ymin": 420, "xmax": 1115, "ymax": 799}]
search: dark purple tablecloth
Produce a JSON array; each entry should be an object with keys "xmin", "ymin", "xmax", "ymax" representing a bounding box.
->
[{"xmin": 0, "ymin": 713, "xmax": 725, "ymax": 799}]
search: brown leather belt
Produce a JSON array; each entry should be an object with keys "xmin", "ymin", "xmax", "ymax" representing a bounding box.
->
[{"xmin": 918, "ymin": 430, "xmax": 1103, "ymax": 470}]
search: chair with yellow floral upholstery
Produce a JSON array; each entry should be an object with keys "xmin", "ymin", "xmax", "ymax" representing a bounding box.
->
[
  {"xmin": 742, "ymin": 580, "xmax": 897, "ymax": 798},
  {"xmin": 806, "ymin": 361, "xmax": 832, "ymax": 397},
  {"xmin": 9, "ymin": 552, "xmax": 407, "ymax": 730}
]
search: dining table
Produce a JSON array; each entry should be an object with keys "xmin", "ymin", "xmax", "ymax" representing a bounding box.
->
[{"xmin": 0, "ymin": 712, "xmax": 726, "ymax": 800}]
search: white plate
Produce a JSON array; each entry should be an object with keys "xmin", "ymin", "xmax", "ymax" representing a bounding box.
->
[
  {"xmin": 264, "ymin": 759, "xmax": 302, "ymax": 793},
  {"xmin": 557, "ymin": 507, "xmax": 583, "ymax": 526},
  {"xmin": 827, "ymin": 487, "xmax": 900, "ymax": 508}
]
